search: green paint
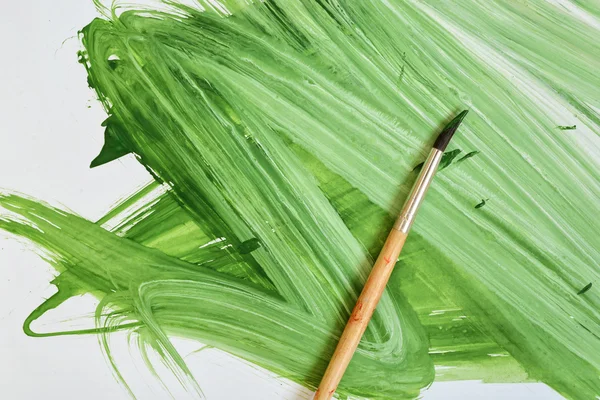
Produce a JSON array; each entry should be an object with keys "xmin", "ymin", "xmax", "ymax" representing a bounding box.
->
[
  {"xmin": 413, "ymin": 161, "xmax": 425, "ymax": 172},
  {"xmin": 2, "ymin": 0, "xmax": 600, "ymax": 399},
  {"xmin": 237, "ymin": 238, "xmax": 262, "ymax": 254},
  {"xmin": 413, "ymin": 148, "xmax": 468, "ymax": 172},
  {"xmin": 90, "ymin": 115, "xmax": 131, "ymax": 168},
  {"xmin": 475, "ymin": 199, "xmax": 488, "ymax": 209},
  {"xmin": 557, "ymin": 125, "xmax": 577, "ymax": 131},
  {"xmin": 456, "ymin": 150, "xmax": 481, "ymax": 164},
  {"xmin": 577, "ymin": 283, "xmax": 592, "ymax": 296},
  {"xmin": 438, "ymin": 149, "xmax": 463, "ymax": 170}
]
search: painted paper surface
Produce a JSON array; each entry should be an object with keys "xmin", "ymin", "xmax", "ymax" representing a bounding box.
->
[{"xmin": 1, "ymin": 0, "xmax": 599, "ymax": 398}]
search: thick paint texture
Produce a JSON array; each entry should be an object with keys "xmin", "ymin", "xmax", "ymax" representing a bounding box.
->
[{"xmin": 1, "ymin": 0, "xmax": 600, "ymax": 398}]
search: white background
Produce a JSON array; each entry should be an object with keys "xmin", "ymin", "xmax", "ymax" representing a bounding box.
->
[{"xmin": 0, "ymin": 1, "xmax": 563, "ymax": 398}]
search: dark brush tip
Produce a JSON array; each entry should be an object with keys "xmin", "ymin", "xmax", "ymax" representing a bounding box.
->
[{"xmin": 433, "ymin": 110, "xmax": 469, "ymax": 151}]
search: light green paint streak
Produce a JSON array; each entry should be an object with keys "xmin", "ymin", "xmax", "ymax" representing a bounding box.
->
[{"xmin": 1, "ymin": 0, "xmax": 600, "ymax": 398}]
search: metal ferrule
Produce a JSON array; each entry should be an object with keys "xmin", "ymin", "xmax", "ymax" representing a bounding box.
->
[{"xmin": 393, "ymin": 148, "xmax": 443, "ymax": 233}]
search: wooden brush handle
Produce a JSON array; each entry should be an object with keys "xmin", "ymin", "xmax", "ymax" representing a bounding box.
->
[{"xmin": 314, "ymin": 228, "xmax": 408, "ymax": 400}]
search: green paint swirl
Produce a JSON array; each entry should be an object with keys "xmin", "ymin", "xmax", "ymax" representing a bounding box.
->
[{"xmin": 1, "ymin": 0, "xmax": 599, "ymax": 398}]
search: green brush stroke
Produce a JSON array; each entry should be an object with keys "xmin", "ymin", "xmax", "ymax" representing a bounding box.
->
[
  {"xmin": 557, "ymin": 125, "xmax": 577, "ymax": 131},
  {"xmin": 2, "ymin": 0, "xmax": 600, "ymax": 399}
]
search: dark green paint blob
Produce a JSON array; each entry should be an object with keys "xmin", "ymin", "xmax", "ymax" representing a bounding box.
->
[
  {"xmin": 238, "ymin": 238, "xmax": 262, "ymax": 254},
  {"xmin": 557, "ymin": 125, "xmax": 577, "ymax": 130},
  {"xmin": 578, "ymin": 282, "xmax": 592, "ymax": 295},
  {"xmin": 90, "ymin": 116, "xmax": 131, "ymax": 168},
  {"xmin": 412, "ymin": 149, "xmax": 465, "ymax": 172},
  {"xmin": 439, "ymin": 149, "xmax": 463, "ymax": 170},
  {"xmin": 412, "ymin": 161, "xmax": 425, "ymax": 172},
  {"xmin": 475, "ymin": 199, "xmax": 489, "ymax": 209},
  {"xmin": 457, "ymin": 150, "xmax": 481, "ymax": 164}
]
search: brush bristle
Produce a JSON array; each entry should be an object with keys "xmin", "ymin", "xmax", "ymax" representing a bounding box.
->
[{"xmin": 433, "ymin": 110, "xmax": 469, "ymax": 151}]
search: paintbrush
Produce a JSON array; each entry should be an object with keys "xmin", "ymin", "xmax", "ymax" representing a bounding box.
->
[{"xmin": 314, "ymin": 110, "xmax": 469, "ymax": 400}]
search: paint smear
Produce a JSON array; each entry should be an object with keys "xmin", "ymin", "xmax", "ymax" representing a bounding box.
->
[
  {"xmin": 557, "ymin": 125, "xmax": 577, "ymax": 131},
  {"xmin": 2, "ymin": 0, "xmax": 600, "ymax": 399},
  {"xmin": 475, "ymin": 199, "xmax": 488, "ymax": 209}
]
